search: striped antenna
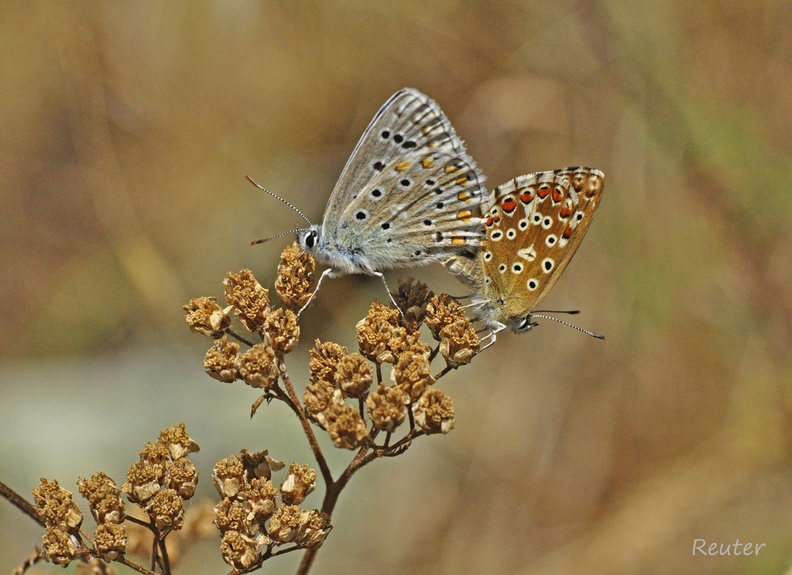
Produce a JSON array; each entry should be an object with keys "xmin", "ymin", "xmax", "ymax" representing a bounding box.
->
[{"xmin": 244, "ymin": 175, "xmax": 313, "ymax": 226}]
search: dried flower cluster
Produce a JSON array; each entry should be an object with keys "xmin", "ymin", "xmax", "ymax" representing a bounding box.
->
[
  {"xmin": 30, "ymin": 425, "xmax": 200, "ymax": 571},
  {"xmin": 122, "ymin": 424, "xmax": 200, "ymax": 536},
  {"xmin": 213, "ymin": 452, "xmax": 330, "ymax": 569}
]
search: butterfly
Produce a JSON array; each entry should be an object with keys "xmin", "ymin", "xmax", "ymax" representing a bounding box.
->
[
  {"xmin": 249, "ymin": 88, "xmax": 487, "ymax": 314},
  {"xmin": 444, "ymin": 167, "xmax": 605, "ymax": 345}
]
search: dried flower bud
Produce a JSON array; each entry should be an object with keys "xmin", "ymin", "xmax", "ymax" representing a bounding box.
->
[
  {"xmin": 356, "ymin": 301, "xmax": 400, "ymax": 363},
  {"xmin": 425, "ymin": 294, "xmax": 467, "ymax": 341},
  {"xmin": 139, "ymin": 441, "xmax": 172, "ymax": 480},
  {"xmin": 387, "ymin": 327, "xmax": 431, "ymax": 361},
  {"xmin": 214, "ymin": 498, "xmax": 248, "ymax": 534},
  {"xmin": 148, "ymin": 488, "xmax": 184, "ymax": 534},
  {"xmin": 32, "ymin": 479, "xmax": 83, "ymax": 533},
  {"xmin": 294, "ymin": 510, "xmax": 331, "ymax": 549},
  {"xmin": 220, "ymin": 529, "xmax": 261, "ymax": 570},
  {"xmin": 304, "ymin": 380, "xmax": 341, "ymax": 428},
  {"xmin": 391, "ymin": 277, "xmax": 433, "ymax": 331},
  {"xmin": 240, "ymin": 449, "xmax": 284, "ymax": 480},
  {"xmin": 166, "ymin": 457, "xmax": 198, "ymax": 500},
  {"xmin": 268, "ymin": 505, "xmax": 302, "ymax": 544},
  {"xmin": 335, "ymin": 352, "xmax": 373, "ymax": 399},
  {"xmin": 392, "ymin": 352, "xmax": 435, "ymax": 402},
  {"xmin": 204, "ymin": 336, "xmax": 240, "ymax": 383},
  {"xmin": 324, "ymin": 403, "xmax": 368, "ymax": 450},
  {"xmin": 237, "ymin": 344, "xmax": 278, "ymax": 389},
  {"xmin": 275, "ymin": 242, "xmax": 317, "ymax": 311},
  {"xmin": 93, "ymin": 522, "xmax": 127, "ymax": 561},
  {"xmin": 413, "ymin": 389, "xmax": 455, "ymax": 434},
  {"xmin": 183, "ymin": 297, "xmax": 231, "ymax": 338},
  {"xmin": 213, "ymin": 455, "xmax": 246, "ymax": 499},
  {"xmin": 123, "ymin": 461, "xmax": 161, "ymax": 505},
  {"xmin": 214, "ymin": 498, "xmax": 249, "ymax": 533},
  {"xmin": 40, "ymin": 528, "xmax": 79, "ymax": 566},
  {"xmin": 366, "ymin": 384, "xmax": 407, "ymax": 432},
  {"xmin": 438, "ymin": 319, "xmax": 478, "ymax": 368},
  {"xmin": 224, "ymin": 269, "xmax": 270, "ymax": 332},
  {"xmin": 309, "ymin": 340, "xmax": 348, "ymax": 385},
  {"xmin": 264, "ymin": 307, "xmax": 300, "ymax": 354},
  {"xmin": 241, "ymin": 477, "xmax": 278, "ymax": 524},
  {"xmin": 158, "ymin": 423, "xmax": 200, "ymax": 461},
  {"xmin": 280, "ymin": 463, "xmax": 316, "ymax": 506},
  {"xmin": 78, "ymin": 472, "xmax": 125, "ymax": 525}
]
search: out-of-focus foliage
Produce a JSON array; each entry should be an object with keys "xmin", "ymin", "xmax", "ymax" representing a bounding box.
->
[{"xmin": 1, "ymin": 2, "xmax": 791, "ymax": 574}]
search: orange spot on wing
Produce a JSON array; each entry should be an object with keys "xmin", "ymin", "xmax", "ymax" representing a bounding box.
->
[
  {"xmin": 519, "ymin": 191, "xmax": 534, "ymax": 204},
  {"xmin": 501, "ymin": 197, "xmax": 517, "ymax": 213},
  {"xmin": 562, "ymin": 224, "xmax": 573, "ymax": 239},
  {"xmin": 457, "ymin": 191, "xmax": 472, "ymax": 201},
  {"xmin": 444, "ymin": 164, "xmax": 458, "ymax": 174},
  {"xmin": 457, "ymin": 210, "xmax": 472, "ymax": 222},
  {"xmin": 537, "ymin": 185, "xmax": 551, "ymax": 199},
  {"xmin": 395, "ymin": 161, "xmax": 411, "ymax": 172},
  {"xmin": 551, "ymin": 186, "xmax": 564, "ymax": 203},
  {"xmin": 560, "ymin": 205, "xmax": 573, "ymax": 218},
  {"xmin": 421, "ymin": 158, "xmax": 435, "ymax": 169}
]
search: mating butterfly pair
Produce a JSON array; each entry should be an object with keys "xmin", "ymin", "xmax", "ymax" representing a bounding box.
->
[{"xmin": 251, "ymin": 88, "xmax": 604, "ymax": 342}]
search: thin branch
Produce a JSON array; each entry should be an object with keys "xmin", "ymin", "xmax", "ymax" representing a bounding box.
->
[
  {"xmin": 118, "ymin": 555, "xmax": 161, "ymax": 575},
  {"xmin": 279, "ymin": 368, "xmax": 333, "ymax": 485},
  {"xmin": 0, "ymin": 480, "xmax": 45, "ymax": 528}
]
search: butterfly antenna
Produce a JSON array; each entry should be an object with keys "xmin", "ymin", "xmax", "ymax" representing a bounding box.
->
[
  {"xmin": 533, "ymin": 309, "xmax": 580, "ymax": 315},
  {"xmin": 530, "ymin": 313, "xmax": 605, "ymax": 340},
  {"xmin": 244, "ymin": 175, "xmax": 313, "ymax": 226},
  {"xmin": 251, "ymin": 227, "xmax": 300, "ymax": 246}
]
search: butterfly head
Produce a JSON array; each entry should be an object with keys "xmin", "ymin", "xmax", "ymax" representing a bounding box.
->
[{"xmin": 296, "ymin": 226, "xmax": 322, "ymax": 253}]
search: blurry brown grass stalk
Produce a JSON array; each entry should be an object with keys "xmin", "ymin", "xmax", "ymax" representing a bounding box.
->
[{"xmin": 2, "ymin": 242, "xmax": 480, "ymax": 575}]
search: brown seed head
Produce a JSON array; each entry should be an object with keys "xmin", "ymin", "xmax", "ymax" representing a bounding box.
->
[
  {"xmin": 304, "ymin": 379, "xmax": 341, "ymax": 428},
  {"xmin": 425, "ymin": 294, "xmax": 468, "ymax": 341},
  {"xmin": 158, "ymin": 423, "xmax": 200, "ymax": 461},
  {"xmin": 294, "ymin": 510, "xmax": 332, "ymax": 549},
  {"xmin": 268, "ymin": 504, "xmax": 302, "ymax": 544},
  {"xmin": 334, "ymin": 352, "xmax": 374, "ymax": 399},
  {"xmin": 280, "ymin": 463, "xmax": 317, "ymax": 506},
  {"xmin": 148, "ymin": 488, "xmax": 185, "ymax": 534},
  {"xmin": 78, "ymin": 472, "xmax": 125, "ymax": 525},
  {"xmin": 183, "ymin": 297, "xmax": 232, "ymax": 338},
  {"xmin": 40, "ymin": 528, "xmax": 79, "ymax": 566},
  {"xmin": 412, "ymin": 389, "xmax": 456, "ymax": 434},
  {"xmin": 240, "ymin": 449, "xmax": 284, "ymax": 481},
  {"xmin": 204, "ymin": 336, "xmax": 240, "ymax": 383},
  {"xmin": 123, "ymin": 461, "xmax": 161, "ymax": 505},
  {"xmin": 309, "ymin": 340, "xmax": 348, "ymax": 385},
  {"xmin": 32, "ymin": 479, "xmax": 83, "ymax": 534},
  {"xmin": 93, "ymin": 522, "xmax": 127, "ymax": 561},
  {"xmin": 220, "ymin": 529, "xmax": 261, "ymax": 570},
  {"xmin": 392, "ymin": 351, "xmax": 435, "ymax": 402},
  {"xmin": 366, "ymin": 383, "xmax": 408, "ymax": 432},
  {"xmin": 324, "ymin": 403, "xmax": 368, "ymax": 450},
  {"xmin": 224, "ymin": 269, "xmax": 270, "ymax": 332},
  {"xmin": 213, "ymin": 455, "xmax": 246, "ymax": 499},
  {"xmin": 214, "ymin": 498, "xmax": 249, "ymax": 534},
  {"xmin": 438, "ymin": 318, "xmax": 479, "ymax": 368},
  {"xmin": 391, "ymin": 277, "xmax": 433, "ymax": 331},
  {"xmin": 166, "ymin": 457, "xmax": 198, "ymax": 500},
  {"xmin": 275, "ymin": 242, "xmax": 317, "ymax": 311},
  {"xmin": 240, "ymin": 477, "xmax": 278, "ymax": 525},
  {"xmin": 264, "ymin": 307, "xmax": 300, "ymax": 354},
  {"xmin": 237, "ymin": 344, "xmax": 279, "ymax": 389},
  {"xmin": 356, "ymin": 301, "xmax": 400, "ymax": 363},
  {"xmin": 387, "ymin": 327, "xmax": 431, "ymax": 361}
]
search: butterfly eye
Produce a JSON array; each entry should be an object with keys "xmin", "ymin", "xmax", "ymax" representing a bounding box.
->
[
  {"xmin": 305, "ymin": 231, "xmax": 317, "ymax": 249},
  {"xmin": 516, "ymin": 316, "xmax": 534, "ymax": 331}
]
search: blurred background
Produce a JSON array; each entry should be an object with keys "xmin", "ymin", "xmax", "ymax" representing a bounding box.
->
[{"xmin": 2, "ymin": 1, "xmax": 791, "ymax": 574}]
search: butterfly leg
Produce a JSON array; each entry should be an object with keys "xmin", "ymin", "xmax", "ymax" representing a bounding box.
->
[
  {"xmin": 372, "ymin": 271, "xmax": 404, "ymax": 315},
  {"xmin": 297, "ymin": 268, "xmax": 335, "ymax": 317},
  {"xmin": 478, "ymin": 323, "xmax": 507, "ymax": 351}
]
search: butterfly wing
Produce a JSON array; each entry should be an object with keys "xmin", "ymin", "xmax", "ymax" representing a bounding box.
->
[
  {"xmin": 321, "ymin": 89, "xmax": 486, "ymax": 270},
  {"xmin": 479, "ymin": 167, "xmax": 604, "ymax": 323}
]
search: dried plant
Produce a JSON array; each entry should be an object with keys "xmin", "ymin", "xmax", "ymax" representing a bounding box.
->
[{"xmin": 2, "ymin": 242, "xmax": 479, "ymax": 575}]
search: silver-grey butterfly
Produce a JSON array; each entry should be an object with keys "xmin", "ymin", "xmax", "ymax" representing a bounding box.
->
[{"xmin": 253, "ymin": 88, "xmax": 487, "ymax": 314}]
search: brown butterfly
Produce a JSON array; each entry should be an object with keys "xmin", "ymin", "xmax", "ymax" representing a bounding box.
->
[{"xmin": 444, "ymin": 167, "xmax": 605, "ymax": 345}]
